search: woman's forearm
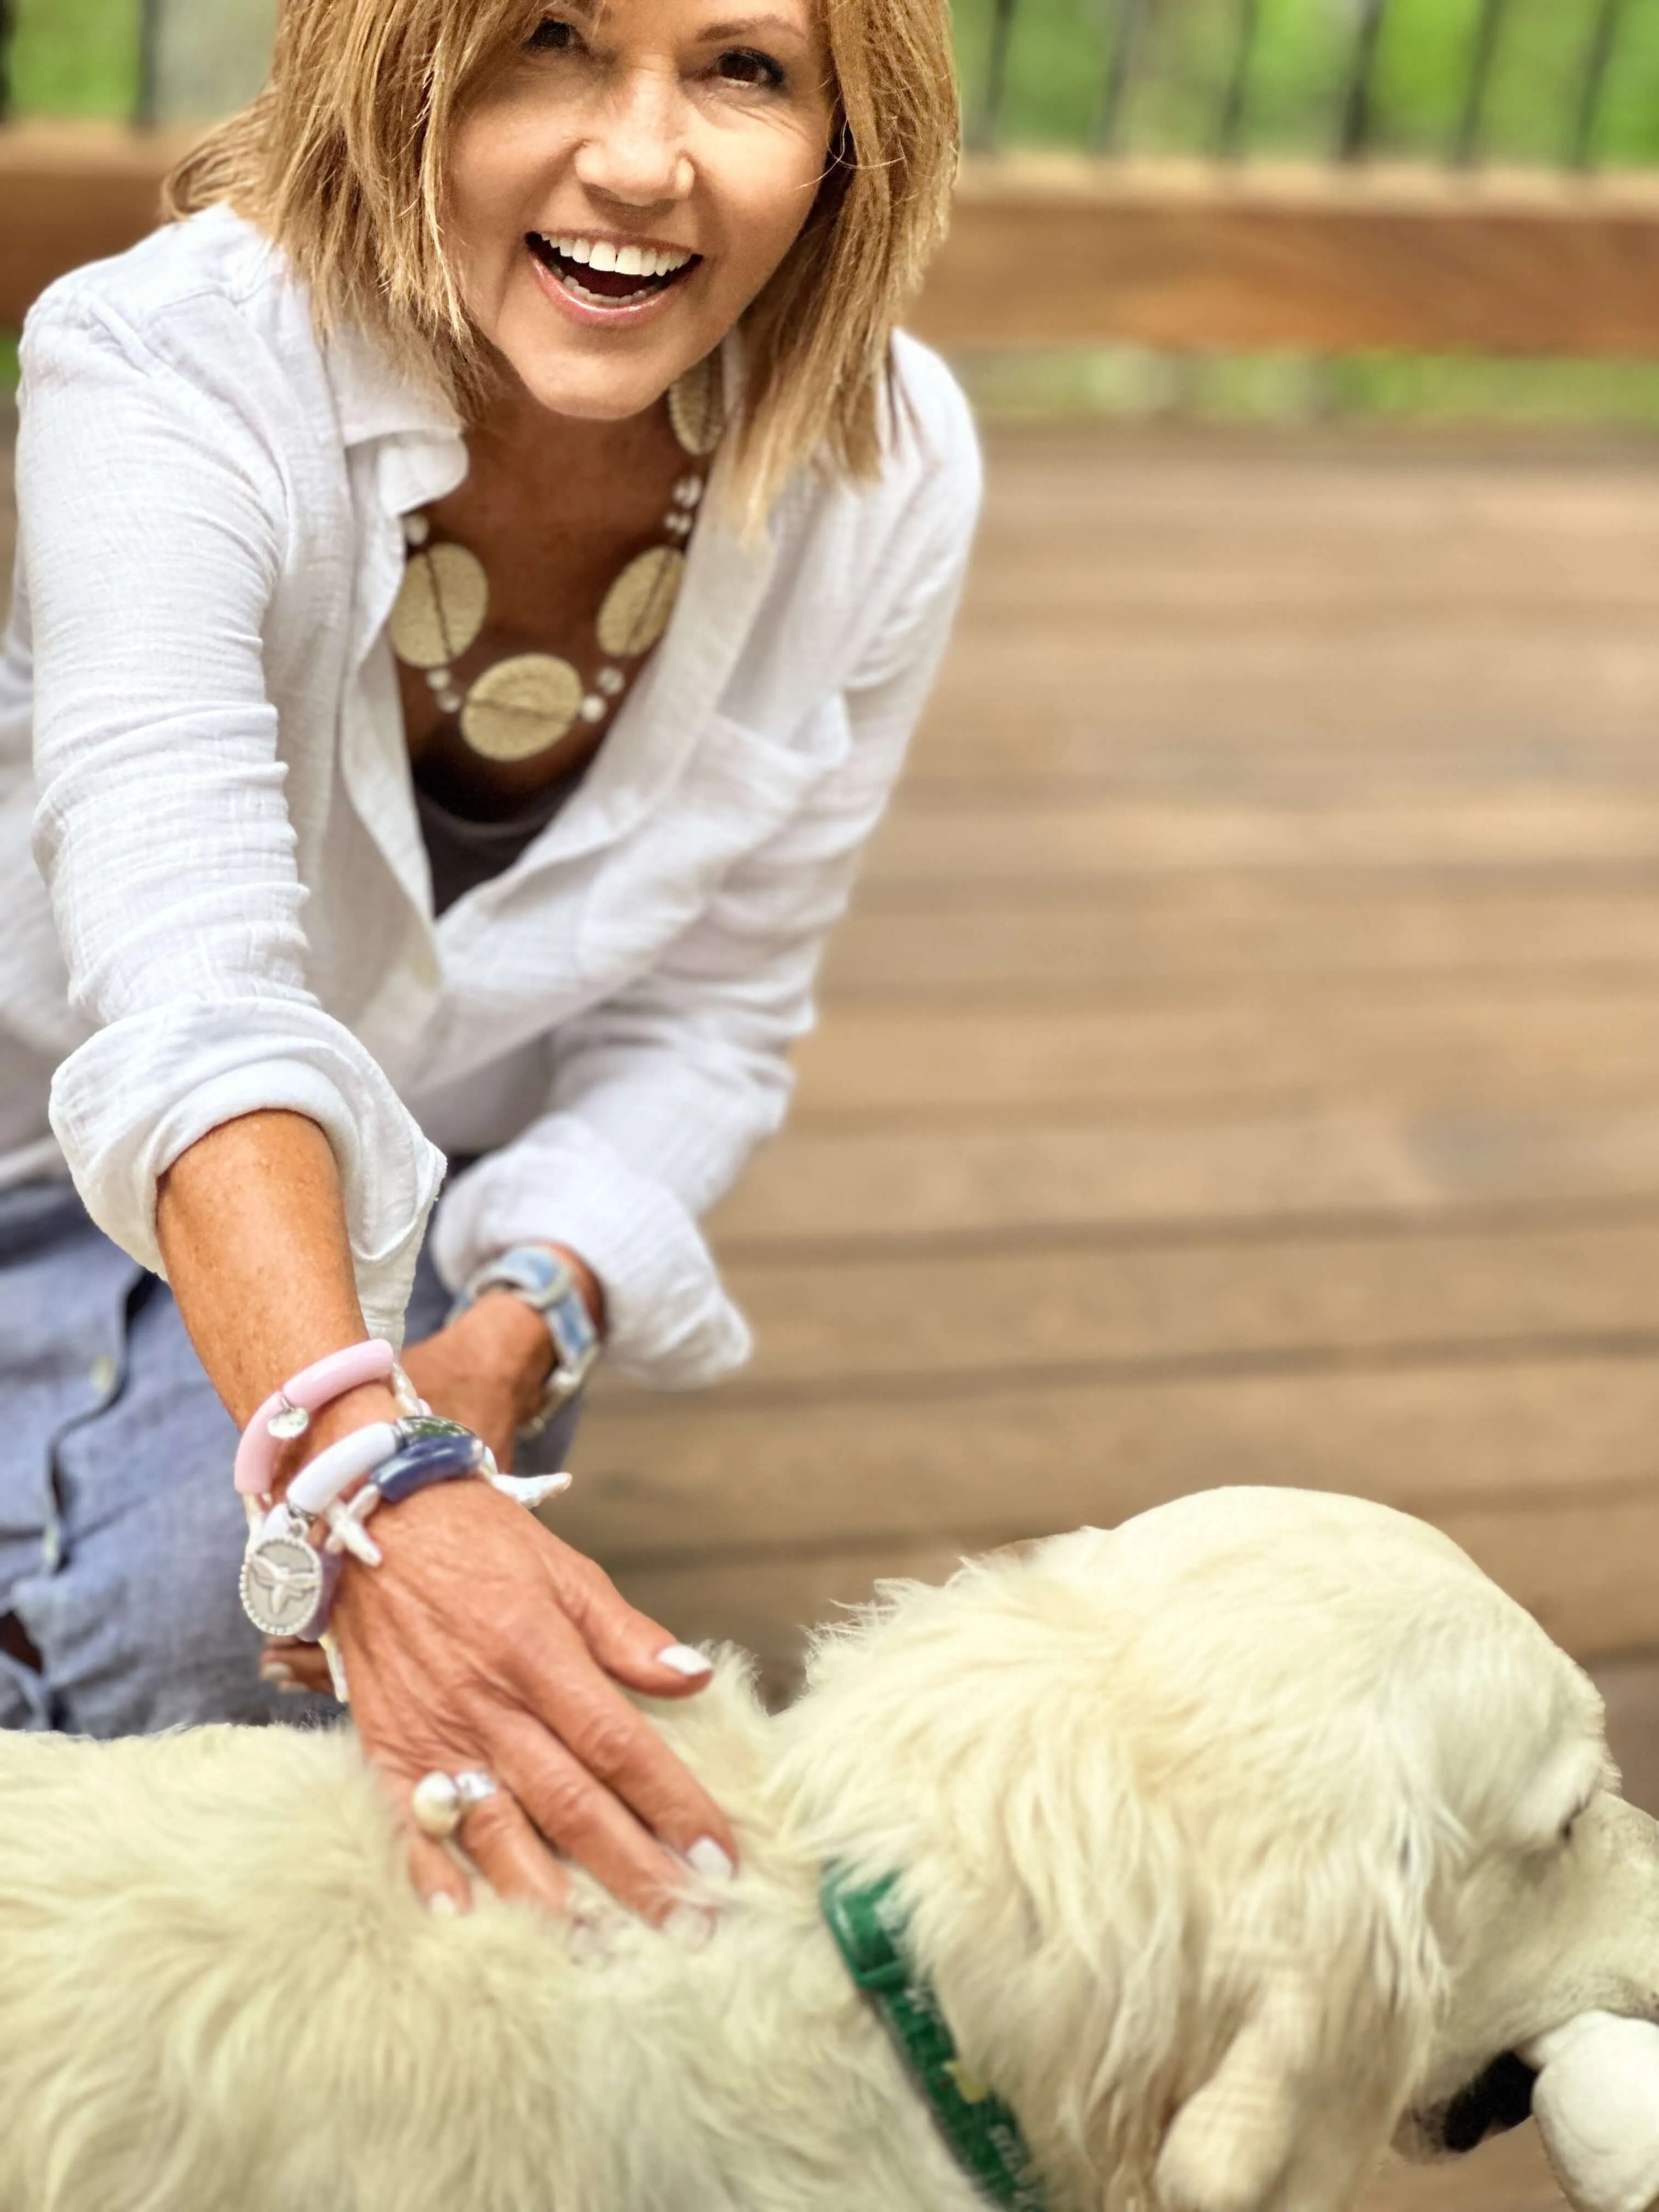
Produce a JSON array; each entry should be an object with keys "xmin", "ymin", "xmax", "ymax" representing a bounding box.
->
[
  {"xmin": 154, "ymin": 1108, "xmax": 398, "ymax": 1445},
  {"xmin": 154, "ymin": 1107, "xmax": 590, "ymax": 1466}
]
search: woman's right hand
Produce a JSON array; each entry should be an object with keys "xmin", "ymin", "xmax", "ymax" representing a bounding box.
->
[{"xmin": 277, "ymin": 1390, "xmax": 736, "ymax": 1923}]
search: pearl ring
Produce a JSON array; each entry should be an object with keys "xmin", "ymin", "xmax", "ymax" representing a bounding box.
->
[{"xmin": 412, "ymin": 1768, "xmax": 499, "ymax": 1841}]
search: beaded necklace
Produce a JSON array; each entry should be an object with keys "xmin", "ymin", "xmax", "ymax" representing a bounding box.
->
[{"xmin": 388, "ymin": 354, "xmax": 724, "ymax": 766}]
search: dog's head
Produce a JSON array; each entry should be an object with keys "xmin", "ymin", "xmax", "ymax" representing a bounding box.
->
[{"xmin": 770, "ymin": 1487, "xmax": 1659, "ymax": 2212}]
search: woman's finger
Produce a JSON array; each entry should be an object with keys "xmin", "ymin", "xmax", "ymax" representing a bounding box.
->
[
  {"xmin": 539, "ymin": 1536, "xmax": 719, "ymax": 1700},
  {"xmin": 406, "ymin": 1831, "xmax": 473, "ymax": 1917},
  {"xmin": 488, "ymin": 1708, "xmax": 686, "ymax": 1922},
  {"xmin": 451, "ymin": 1778, "xmax": 575, "ymax": 1920},
  {"xmin": 260, "ymin": 1637, "xmax": 333, "ymax": 1695},
  {"xmin": 502, "ymin": 1610, "xmax": 738, "ymax": 1877}
]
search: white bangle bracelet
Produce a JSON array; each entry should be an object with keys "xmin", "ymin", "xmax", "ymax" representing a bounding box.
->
[{"xmin": 285, "ymin": 1421, "xmax": 402, "ymax": 1519}]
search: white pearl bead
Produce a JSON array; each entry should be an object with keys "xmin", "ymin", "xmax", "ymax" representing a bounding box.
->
[
  {"xmin": 411, "ymin": 1771, "xmax": 461, "ymax": 1839},
  {"xmin": 597, "ymin": 667, "xmax": 625, "ymax": 697},
  {"xmin": 674, "ymin": 477, "xmax": 703, "ymax": 507},
  {"xmin": 403, "ymin": 513, "xmax": 431, "ymax": 547},
  {"xmin": 580, "ymin": 695, "xmax": 607, "ymax": 724}
]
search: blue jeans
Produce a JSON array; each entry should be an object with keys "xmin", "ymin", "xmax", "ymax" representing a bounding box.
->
[{"xmin": 0, "ymin": 1177, "xmax": 581, "ymax": 1736}]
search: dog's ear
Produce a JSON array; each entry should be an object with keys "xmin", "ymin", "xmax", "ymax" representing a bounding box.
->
[
  {"xmin": 1154, "ymin": 1967, "xmax": 1398, "ymax": 2212},
  {"xmin": 1154, "ymin": 1971, "xmax": 1313, "ymax": 2212}
]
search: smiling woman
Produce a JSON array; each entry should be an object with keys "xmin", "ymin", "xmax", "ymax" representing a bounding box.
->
[
  {"xmin": 166, "ymin": 0, "xmax": 958, "ymax": 518},
  {"xmin": 0, "ymin": 0, "xmax": 978, "ymax": 1933}
]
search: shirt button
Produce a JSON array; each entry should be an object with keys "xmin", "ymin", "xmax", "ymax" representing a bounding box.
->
[{"xmin": 88, "ymin": 1354, "xmax": 117, "ymax": 1400}]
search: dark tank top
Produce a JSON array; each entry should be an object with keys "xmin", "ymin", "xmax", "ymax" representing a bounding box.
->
[{"xmin": 413, "ymin": 765, "xmax": 586, "ymax": 917}]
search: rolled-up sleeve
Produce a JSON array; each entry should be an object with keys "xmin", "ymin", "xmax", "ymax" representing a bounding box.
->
[
  {"xmin": 20, "ymin": 298, "xmax": 443, "ymax": 1342},
  {"xmin": 432, "ymin": 397, "xmax": 983, "ymax": 1386}
]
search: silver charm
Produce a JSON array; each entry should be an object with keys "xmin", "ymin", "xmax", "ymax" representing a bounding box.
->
[
  {"xmin": 239, "ymin": 1508, "xmax": 329, "ymax": 1639},
  {"xmin": 239, "ymin": 1502, "xmax": 338, "ymax": 1642},
  {"xmin": 267, "ymin": 1404, "xmax": 311, "ymax": 1443}
]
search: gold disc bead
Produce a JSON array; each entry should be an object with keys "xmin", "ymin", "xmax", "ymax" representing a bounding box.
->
[
  {"xmin": 597, "ymin": 547, "xmax": 686, "ymax": 661},
  {"xmin": 460, "ymin": 653, "xmax": 584, "ymax": 762},
  {"xmin": 390, "ymin": 543, "xmax": 489, "ymax": 671}
]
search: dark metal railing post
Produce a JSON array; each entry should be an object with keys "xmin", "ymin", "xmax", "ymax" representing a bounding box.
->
[
  {"xmin": 972, "ymin": 0, "xmax": 1018, "ymax": 155},
  {"xmin": 1336, "ymin": 0, "xmax": 1392, "ymax": 161},
  {"xmin": 1570, "ymin": 0, "xmax": 1627, "ymax": 170},
  {"xmin": 1453, "ymin": 0, "xmax": 1509, "ymax": 167},
  {"xmin": 1092, "ymin": 0, "xmax": 1153, "ymax": 155},
  {"xmin": 1216, "ymin": 0, "xmax": 1261, "ymax": 159},
  {"xmin": 0, "ymin": 0, "xmax": 16, "ymax": 126},
  {"xmin": 135, "ymin": 0, "xmax": 163, "ymax": 129}
]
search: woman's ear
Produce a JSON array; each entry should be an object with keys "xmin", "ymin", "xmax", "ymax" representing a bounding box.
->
[{"xmin": 1154, "ymin": 1965, "xmax": 1408, "ymax": 2212}]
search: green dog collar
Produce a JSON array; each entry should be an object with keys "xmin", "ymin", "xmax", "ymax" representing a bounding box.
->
[{"xmin": 821, "ymin": 1870, "xmax": 1049, "ymax": 2211}]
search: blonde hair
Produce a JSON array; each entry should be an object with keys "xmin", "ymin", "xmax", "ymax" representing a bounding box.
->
[{"xmin": 165, "ymin": 0, "xmax": 960, "ymax": 520}]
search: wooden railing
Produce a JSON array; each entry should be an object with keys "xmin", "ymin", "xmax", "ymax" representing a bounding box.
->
[
  {"xmin": 966, "ymin": 0, "xmax": 1643, "ymax": 169},
  {"xmin": 3, "ymin": 0, "xmax": 1659, "ymax": 359}
]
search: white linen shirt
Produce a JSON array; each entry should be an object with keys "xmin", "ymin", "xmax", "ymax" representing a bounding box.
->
[{"xmin": 0, "ymin": 207, "xmax": 980, "ymax": 1382}]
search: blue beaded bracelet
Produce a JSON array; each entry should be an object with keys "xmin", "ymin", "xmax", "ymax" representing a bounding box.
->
[{"xmin": 323, "ymin": 1431, "xmax": 487, "ymax": 1563}]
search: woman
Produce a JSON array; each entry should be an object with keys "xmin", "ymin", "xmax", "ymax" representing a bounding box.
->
[{"xmin": 0, "ymin": 0, "xmax": 977, "ymax": 1924}]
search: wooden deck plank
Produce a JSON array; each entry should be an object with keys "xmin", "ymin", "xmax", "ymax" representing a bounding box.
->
[
  {"xmin": 711, "ymin": 1110, "xmax": 1659, "ymax": 1250},
  {"xmin": 821, "ymin": 887, "xmax": 1659, "ymax": 996},
  {"xmin": 571, "ymin": 1356, "xmax": 1659, "ymax": 1552},
  {"xmin": 866, "ymin": 794, "xmax": 1659, "ymax": 881},
  {"xmin": 786, "ymin": 995, "xmax": 1659, "ymax": 1124},
  {"xmin": 707, "ymin": 1220, "xmax": 1659, "ymax": 1386}
]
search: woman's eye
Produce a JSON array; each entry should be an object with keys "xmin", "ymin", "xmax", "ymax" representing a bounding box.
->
[
  {"xmin": 714, "ymin": 48, "xmax": 786, "ymax": 89},
  {"xmin": 526, "ymin": 18, "xmax": 578, "ymax": 51}
]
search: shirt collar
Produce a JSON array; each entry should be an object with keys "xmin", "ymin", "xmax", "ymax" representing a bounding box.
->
[{"xmin": 324, "ymin": 318, "xmax": 464, "ymax": 454}]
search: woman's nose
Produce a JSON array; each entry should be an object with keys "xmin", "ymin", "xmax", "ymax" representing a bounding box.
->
[{"xmin": 572, "ymin": 69, "xmax": 694, "ymax": 209}]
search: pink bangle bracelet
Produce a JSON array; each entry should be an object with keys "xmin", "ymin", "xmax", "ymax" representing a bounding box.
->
[{"xmin": 233, "ymin": 1340, "xmax": 398, "ymax": 1499}]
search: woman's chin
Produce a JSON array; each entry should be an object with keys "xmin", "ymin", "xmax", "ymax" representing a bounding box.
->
[{"xmin": 493, "ymin": 308, "xmax": 715, "ymax": 425}]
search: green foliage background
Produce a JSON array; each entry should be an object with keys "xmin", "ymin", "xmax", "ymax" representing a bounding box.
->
[
  {"xmin": 11, "ymin": 0, "xmax": 1659, "ymax": 160},
  {"xmin": 5, "ymin": 0, "xmax": 1659, "ymax": 421}
]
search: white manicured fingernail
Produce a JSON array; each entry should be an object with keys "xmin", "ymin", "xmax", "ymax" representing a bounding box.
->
[
  {"xmin": 665, "ymin": 1903, "xmax": 716, "ymax": 1951},
  {"xmin": 259, "ymin": 1660, "xmax": 296, "ymax": 1687},
  {"xmin": 657, "ymin": 1644, "xmax": 712, "ymax": 1678},
  {"xmin": 427, "ymin": 1892, "xmax": 458, "ymax": 1918},
  {"xmin": 685, "ymin": 1836, "xmax": 735, "ymax": 1883}
]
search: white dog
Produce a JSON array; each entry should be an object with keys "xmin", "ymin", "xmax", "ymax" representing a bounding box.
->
[{"xmin": 1, "ymin": 1487, "xmax": 1657, "ymax": 2212}]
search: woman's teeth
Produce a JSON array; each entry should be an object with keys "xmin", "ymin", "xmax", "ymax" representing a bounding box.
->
[
  {"xmin": 554, "ymin": 235, "xmax": 695, "ymax": 279},
  {"xmin": 528, "ymin": 232, "xmax": 698, "ymax": 307}
]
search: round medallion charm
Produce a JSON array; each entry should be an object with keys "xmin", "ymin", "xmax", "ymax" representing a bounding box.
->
[
  {"xmin": 390, "ymin": 542, "xmax": 489, "ymax": 670},
  {"xmin": 240, "ymin": 1530, "xmax": 327, "ymax": 1639},
  {"xmin": 597, "ymin": 547, "xmax": 685, "ymax": 660},
  {"xmin": 460, "ymin": 653, "xmax": 584, "ymax": 762},
  {"xmin": 669, "ymin": 355, "xmax": 725, "ymax": 458},
  {"xmin": 267, "ymin": 1404, "xmax": 311, "ymax": 1443}
]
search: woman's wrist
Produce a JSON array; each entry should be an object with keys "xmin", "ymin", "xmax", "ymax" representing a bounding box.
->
[
  {"xmin": 273, "ymin": 1379, "xmax": 405, "ymax": 1500},
  {"xmin": 445, "ymin": 1291, "xmax": 558, "ymax": 1434}
]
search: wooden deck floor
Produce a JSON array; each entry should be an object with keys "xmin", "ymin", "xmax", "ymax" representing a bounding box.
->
[
  {"xmin": 5, "ymin": 413, "xmax": 1659, "ymax": 2207},
  {"xmin": 576, "ymin": 424, "xmax": 1659, "ymax": 1718}
]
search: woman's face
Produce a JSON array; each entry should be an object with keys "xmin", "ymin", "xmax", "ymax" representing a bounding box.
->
[{"xmin": 449, "ymin": 0, "xmax": 836, "ymax": 422}]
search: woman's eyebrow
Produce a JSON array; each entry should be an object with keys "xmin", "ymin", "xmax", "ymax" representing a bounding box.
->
[{"xmin": 696, "ymin": 14, "xmax": 813, "ymax": 41}]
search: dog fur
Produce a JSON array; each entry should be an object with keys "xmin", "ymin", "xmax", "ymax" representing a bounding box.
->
[{"xmin": 1, "ymin": 1486, "xmax": 1657, "ymax": 2212}]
